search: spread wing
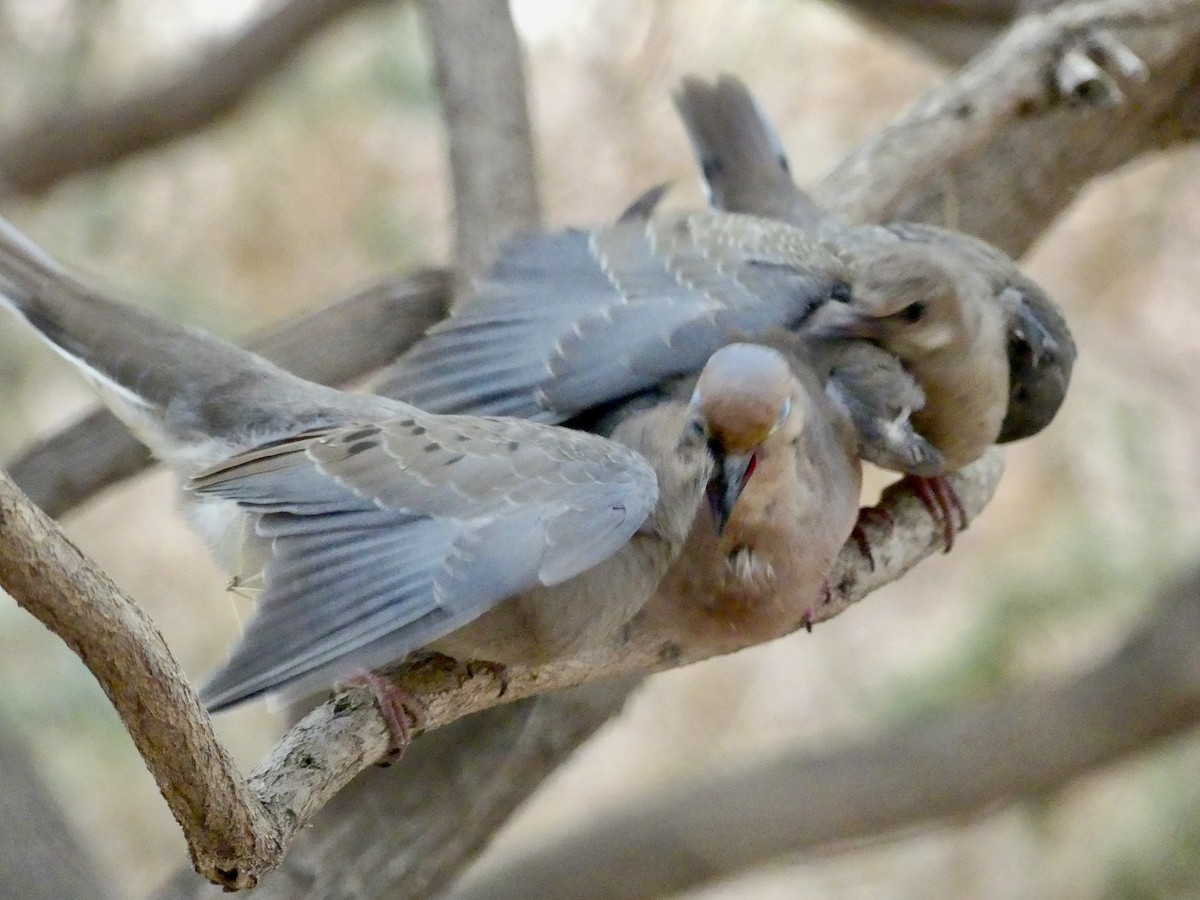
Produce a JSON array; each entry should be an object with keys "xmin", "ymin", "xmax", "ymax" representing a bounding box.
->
[
  {"xmin": 377, "ymin": 209, "xmax": 850, "ymax": 422},
  {"xmin": 189, "ymin": 415, "xmax": 658, "ymax": 708}
]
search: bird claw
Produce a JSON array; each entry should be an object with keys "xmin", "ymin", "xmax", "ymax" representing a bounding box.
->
[
  {"xmin": 1053, "ymin": 29, "xmax": 1146, "ymax": 107},
  {"xmin": 885, "ymin": 474, "xmax": 966, "ymax": 553},
  {"xmin": 464, "ymin": 659, "xmax": 510, "ymax": 698},
  {"xmin": 347, "ymin": 670, "xmax": 427, "ymax": 763},
  {"xmin": 800, "ymin": 578, "xmax": 834, "ymax": 633},
  {"xmin": 850, "ymin": 505, "xmax": 895, "ymax": 570}
]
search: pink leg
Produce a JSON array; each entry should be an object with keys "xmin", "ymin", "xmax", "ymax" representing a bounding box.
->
[
  {"xmin": 348, "ymin": 670, "xmax": 427, "ymax": 760},
  {"xmin": 888, "ymin": 474, "xmax": 967, "ymax": 552}
]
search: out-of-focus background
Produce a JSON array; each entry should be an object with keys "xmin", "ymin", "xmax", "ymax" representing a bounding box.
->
[{"xmin": 2, "ymin": 0, "xmax": 1199, "ymax": 897}]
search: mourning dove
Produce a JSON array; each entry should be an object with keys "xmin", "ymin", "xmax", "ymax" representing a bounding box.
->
[
  {"xmin": 193, "ymin": 396, "xmax": 713, "ymax": 706},
  {"xmin": 672, "ymin": 74, "xmax": 1075, "ymax": 447},
  {"xmin": 0, "ymin": 217, "xmax": 715, "ymax": 717},
  {"xmin": 673, "ymin": 74, "xmax": 1077, "ymax": 546},
  {"xmin": 640, "ymin": 341, "xmax": 862, "ymax": 649}
]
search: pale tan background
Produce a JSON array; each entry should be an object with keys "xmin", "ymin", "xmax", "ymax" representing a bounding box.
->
[{"xmin": 2, "ymin": 0, "xmax": 1199, "ymax": 896}]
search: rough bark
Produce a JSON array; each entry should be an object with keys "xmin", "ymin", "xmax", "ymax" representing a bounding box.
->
[{"xmin": 817, "ymin": 0, "xmax": 1200, "ymax": 254}]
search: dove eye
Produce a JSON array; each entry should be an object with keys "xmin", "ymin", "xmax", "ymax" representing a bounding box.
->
[
  {"xmin": 688, "ymin": 418, "xmax": 706, "ymax": 439},
  {"xmin": 898, "ymin": 301, "xmax": 927, "ymax": 323},
  {"xmin": 773, "ymin": 398, "xmax": 792, "ymax": 430}
]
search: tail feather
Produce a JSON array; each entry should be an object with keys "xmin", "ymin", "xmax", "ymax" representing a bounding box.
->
[
  {"xmin": 0, "ymin": 216, "xmax": 398, "ymax": 471},
  {"xmin": 673, "ymin": 75, "xmax": 826, "ymax": 228}
]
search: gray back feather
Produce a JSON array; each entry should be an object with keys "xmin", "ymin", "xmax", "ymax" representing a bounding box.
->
[{"xmin": 378, "ymin": 210, "xmax": 850, "ymax": 423}]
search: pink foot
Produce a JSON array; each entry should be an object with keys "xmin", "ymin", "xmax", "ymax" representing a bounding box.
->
[
  {"xmin": 886, "ymin": 474, "xmax": 966, "ymax": 552},
  {"xmin": 349, "ymin": 670, "xmax": 427, "ymax": 761}
]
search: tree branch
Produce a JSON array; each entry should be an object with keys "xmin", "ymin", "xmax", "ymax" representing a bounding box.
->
[
  {"xmin": 816, "ymin": 0, "xmax": 1200, "ymax": 250},
  {"xmin": 152, "ymin": 683, "xmax": 637, "ymax": 900},
  {"xmin": 0, "ymin": 0, "xmax": 386, "ymax": 196},
  {"xmin": 0, "ymin": 469, "xmax": 279, "ymax": 890},
  {"xmin": 417, "ymin": 0, "xmax": 540, "ymax": 296},
  {"xmin": 1, "ymin": 437, "xmax": 1000, "ymax": 891},
  {"xmin": 448, "ymin": 563, "xmax": 1200, "ymax": 900}
]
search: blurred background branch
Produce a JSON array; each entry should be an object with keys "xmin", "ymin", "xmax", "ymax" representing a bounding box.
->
[
  {"xmin": 449, "ymin": 565, "xmax": 1200, "ymax": 900},
  {"xmin": 418, "ymin": 0, "xmax": 540, "ymax": 294},
  {"xmin": 0, "ymin": 725, "xmax": 113, "ymax": 900},
  {"xmin": 0, "ymin": 0, "xmax": 386, "ymax": 197}
]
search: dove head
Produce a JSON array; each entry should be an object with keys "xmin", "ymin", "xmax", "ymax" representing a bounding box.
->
[
  {"xmin": 808, "ymin": 245, "xmax": 978, "ymax": 363},
  {"xmin": 691, "ymin": 343, "xmax": 797, "ymax": 535}
]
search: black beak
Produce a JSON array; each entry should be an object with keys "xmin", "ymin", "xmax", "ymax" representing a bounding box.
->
[{"xmin": 705, "ymin": 446, "xmax": 755, "ymax": 536}]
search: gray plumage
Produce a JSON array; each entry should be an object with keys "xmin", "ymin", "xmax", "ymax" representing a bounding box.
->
[
  {"xmin": 817, "ymin": 340, "xmax": 944, "ymax": 476},
  {"xmin": 0, "ymin": 217, "xmax": 677, "ymax": 709},
  {"xmin": 376, "ymin": 200, "xmax": 854, "ymax": 423},
  {"xmin": 189, "ymin": 414, "xmax": 661, "ymax": 707},
  {"xmin": 673, "ymin": 73, "xmax": 1076, "ymax": 450}
]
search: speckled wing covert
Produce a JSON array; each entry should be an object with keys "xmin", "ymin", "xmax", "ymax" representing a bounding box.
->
[
  {"xmin": 190, "ymin": 414, "xmax": 658, "ymax": 709},
  {"xmin": 376, "ymin": 201, "xmax": 852, "ymax": 423}
]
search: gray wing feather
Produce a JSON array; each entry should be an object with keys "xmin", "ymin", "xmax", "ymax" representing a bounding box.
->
[
  {"xmin": 192, "ymin": 416, "xmax": 658, "ymax": 709},
  {"xmin": 380, "ymin": 230, "xmax": 618, "ymax": 419},
  {"xmin": 673, "ymin": 75, "xmax": 827, "ymax": 228},
  {"xmin": 379, "ymin": 215, "xmax": 842, "ymax": 422}
]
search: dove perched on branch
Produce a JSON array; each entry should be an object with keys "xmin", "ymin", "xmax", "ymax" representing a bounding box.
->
[
  {"xmin": 673, "ymin": 74, "xmax": 1076, "ymax": 547},
  {"xmin": 641, "ymin": 341, "xmax": 863, "ymax": 649},
  {"xmin": 0, "ymin": 218, "xmax": 724, "ymax": 724}
]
